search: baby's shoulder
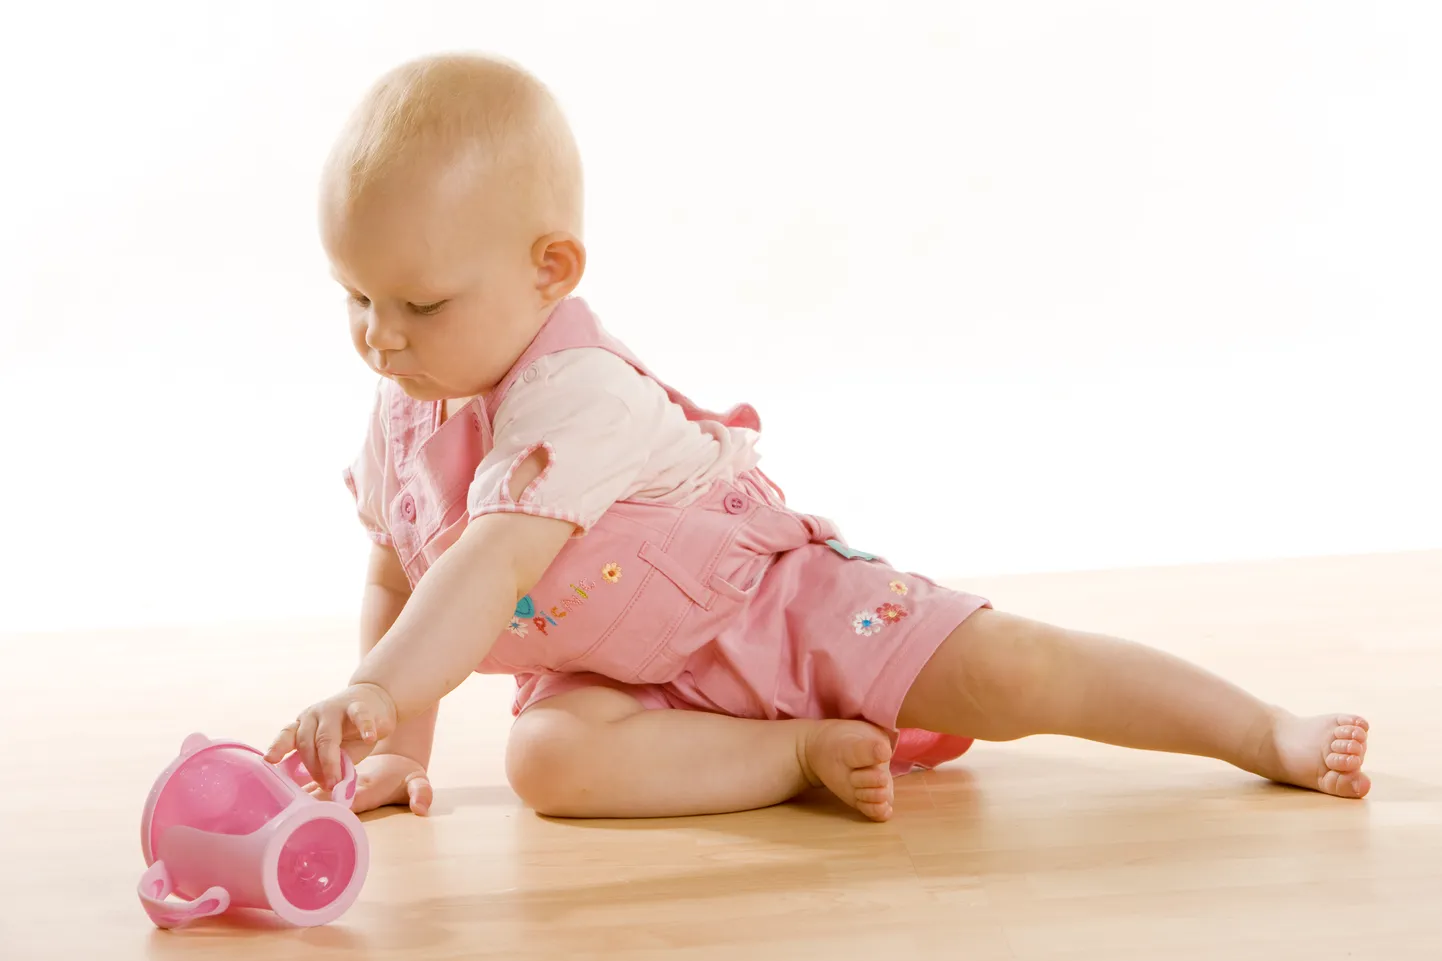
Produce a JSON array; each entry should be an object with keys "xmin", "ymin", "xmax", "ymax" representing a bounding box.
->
[
  {"xmin": 523, "ymin": 346, "xmax": 660, "ymax": 407},
  {"xmin": 533, "ymin": 345, "xmax": 643, "ymax": 381}
]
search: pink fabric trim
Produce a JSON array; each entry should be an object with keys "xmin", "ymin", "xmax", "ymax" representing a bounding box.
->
[
  {"xmin": 512, "ymin": 672, "xmax": 675, "ymax": 717},
  {"xmin": 471, "ymin": 441, "xmax": 583, "ymax": 529},
  {"xmin": 860, "ymin": 593, "xmax": 991, "ymax": 730},
  {"xmin": 497, "ymin": 441, "xmax": 556, "ymax": 505},
  {"xmin": 470, "ymin": 501, "xmax": 585, "ymax": 528}
]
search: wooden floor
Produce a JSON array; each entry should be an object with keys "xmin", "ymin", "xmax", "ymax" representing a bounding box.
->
[{"xmin": 4, "ymin": 551, "xmax": 1440, "ymax": 960}]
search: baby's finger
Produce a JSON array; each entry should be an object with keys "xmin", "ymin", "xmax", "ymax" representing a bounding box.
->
[
  {"xmin": 406, "ymin": 772, "xmax": 433, "ymax": 816},
  {"xmin": 342, "ymin": 737, "xmax": 378, "ymax": 768},
  {"xmin": 264, "ymin": 723, "xmax": 298, "ymax": 763},
  {"xmin": 313, "ymin": 703, "xmax": 345, "ymax": 790},
  {"xmin": 296, "ymin": 710, "xmax": 322, "ymax": 789}
]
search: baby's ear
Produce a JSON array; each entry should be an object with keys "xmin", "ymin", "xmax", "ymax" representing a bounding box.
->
[{"xmin": 533, "ymin": 232, "xmax": 586, "ymax": 303}]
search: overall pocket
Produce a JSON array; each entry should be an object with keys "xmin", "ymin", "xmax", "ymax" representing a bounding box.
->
[{"xmin": 624, "ymin": 486, "xmax": 811, "ymax": 683}]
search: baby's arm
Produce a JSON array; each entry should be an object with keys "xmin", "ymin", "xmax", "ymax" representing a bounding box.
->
[
  {"xmin": 342, "ymin": 542, "xmax": 438, "ymax": 813},
  {"xmin": 354, "ymin": 508, "xmax": 572, "ymax": 707},
  {"xmin": 358, "ymin": 544, "xmax": 430, "ymax": 757},
  {"xmin": 268, "ymin": 453, "xmax": 572, "ymax": 788}
]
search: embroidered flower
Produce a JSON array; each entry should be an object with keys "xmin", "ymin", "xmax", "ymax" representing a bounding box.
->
[
  {"xmin": 876, "ymin": 602, "xmax": 909, "ymax": 625},
  {"xmin": 852, "ymin": 611, "xmax": 883, "ymax": 636},
  {"xmin": 602, "ymin": 562, "xmax": 623, "ymax": 584},
  {"xmin": 889, "ymin": 580, "xmax": 908, "ymax": 596},
  {"xmin": 507, "ymin": 618, "xmax": 529, "ymax": 638}
]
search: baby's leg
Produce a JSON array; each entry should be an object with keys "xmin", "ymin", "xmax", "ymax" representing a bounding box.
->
[
  {"xmin": 898, "ymin": 609, "xmax": 1370, "ymax": 797},
  {"xmin": 506, "ymin": 683, "xmax": 899, "ymax": 820}
]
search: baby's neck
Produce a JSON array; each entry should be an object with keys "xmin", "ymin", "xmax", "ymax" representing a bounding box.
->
[{"xmin": 442, "ymin": 396, "xmax": 475, "ymax": 422}]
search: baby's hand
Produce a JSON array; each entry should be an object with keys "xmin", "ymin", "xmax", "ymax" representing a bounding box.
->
[
  {"xmin": 264, "ymin": 682, "xmax": 398, "ymax": 791},
  {"xmin": 301, "ymin": 753, "xmax": 433, "ymax": 816}
]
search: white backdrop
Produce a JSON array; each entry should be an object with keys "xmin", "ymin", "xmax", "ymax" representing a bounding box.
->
[{"xmin": 2, "ymin": 2, "xmax": 1438, "ymax": 633}]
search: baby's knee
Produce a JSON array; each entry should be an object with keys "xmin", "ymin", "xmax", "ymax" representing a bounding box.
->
[
  {"xmin": 505, "ymin": 710, "xmax": 607, "ymax": 816},
  {"xmin": 952, "ymin": 611, "xmax": 1063, "ymax": 734}
]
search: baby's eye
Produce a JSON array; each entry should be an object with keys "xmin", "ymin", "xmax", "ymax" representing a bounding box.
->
[
  {"xmin": 408, "ymin": 301, "xmax": 448, "ymax": 316},
  {"xmin": 347, "ymin": 292, "xmax": 371, "ymax": 308}
]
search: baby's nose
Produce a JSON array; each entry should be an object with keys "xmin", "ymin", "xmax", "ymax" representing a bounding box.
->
[{"xmin": 364, "ymin": 312, "xmax": 406, "ymax": 351}]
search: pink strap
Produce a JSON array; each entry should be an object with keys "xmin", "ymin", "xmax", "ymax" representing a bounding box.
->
[
  {"xmin": 484, "ymin": 299, "xmax": 758, "ymax": 434},
  {"xmin": 138, "ymin": 860, "xmax": 229, "ymax": 928}
]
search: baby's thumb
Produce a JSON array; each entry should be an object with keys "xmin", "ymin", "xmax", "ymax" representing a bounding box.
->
[{"xmin": 345, "ymin": 700, "xmax": 378, "ymax": 743}]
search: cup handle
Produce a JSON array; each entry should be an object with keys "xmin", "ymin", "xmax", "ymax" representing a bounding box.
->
[
  {"xmin": 274, "ymin": 751, "xmax": 360, "ymax": 810},
  {"xmin": 138, "ymin": 860, "xmax": 229, "ymax": 928}
]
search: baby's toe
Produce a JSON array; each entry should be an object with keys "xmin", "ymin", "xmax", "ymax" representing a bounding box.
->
[
  {"xmin": 1331, "ymin": 732, "xmax": 1366, "ymax": 755},
  {"xmin": 1321, "ymin": 770, "xmax": 1371, "ymax": 799},
  {"xmin": 853, "ymin": 785, "xmax": 893, "ymax": 805},
  {"xmin": 1335, "ymin": 723, "xmax": 1368, "ymax": 746},
  {"xmin": 1326, "ymin": 751, "xmax": 1364, "ymax": 772},
  {"xmin": 855, "ymin": 799, "xmax": 893, "ymax": 822},
  {"xmin": 839, "ymin": 734, "xmax": 890, "ymax": 769},
  {"xmin": 849, "ymin": 765, "xmax": 890, "ymax": 789}
]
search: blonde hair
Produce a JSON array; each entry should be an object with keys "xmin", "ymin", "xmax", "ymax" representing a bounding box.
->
[{"xmin": 323, "ymin": 53, "xmax": 583, "ymax": 235}]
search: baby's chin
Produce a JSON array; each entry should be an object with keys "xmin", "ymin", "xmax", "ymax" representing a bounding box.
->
[
  {"xmin": 386, "ymin": 372, "xmax": 443, "ymax": 399},
  {"xmin": 387, "ymin": 372, "xmax": 485, "ymax": 405}
]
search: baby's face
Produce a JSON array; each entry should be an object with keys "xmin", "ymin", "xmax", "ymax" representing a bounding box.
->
[{"xmin": 322, "ymin": 155, "xmax": 548, "ymax": 402}]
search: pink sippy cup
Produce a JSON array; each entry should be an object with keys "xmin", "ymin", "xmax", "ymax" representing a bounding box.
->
[{"xmin": 138, "ymin": 733, "xmax": 369, "ymax": 928}]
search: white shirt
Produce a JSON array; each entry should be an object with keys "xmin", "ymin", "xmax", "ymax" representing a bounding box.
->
[{"xmin": 465, "ymin": 348, "xmax": 760, "ymax": 530}]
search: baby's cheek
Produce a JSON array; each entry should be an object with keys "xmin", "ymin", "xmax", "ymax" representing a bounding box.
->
[{"xmin": 349, "ymin": 319, "xmax": 370, "ymax": 356}]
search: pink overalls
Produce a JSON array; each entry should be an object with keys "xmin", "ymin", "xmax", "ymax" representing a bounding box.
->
[{"xmin": 347, "ymin": 299, "xmax": 990, "ymax": 775}]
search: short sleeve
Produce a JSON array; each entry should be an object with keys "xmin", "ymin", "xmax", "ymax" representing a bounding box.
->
[
  {"xmin": 342, "ymin": 384, "xmax": 394, "ymax": 547},
  {"xmin": 468, "ymin": 349, "xmax": 657, "ymax": 531}
]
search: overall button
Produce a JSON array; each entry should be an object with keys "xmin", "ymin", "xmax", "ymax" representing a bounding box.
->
[
  {"xmin": 724, "ymin": 493, "xmax": 747, "ymax": 514},
  {"xmin": 400, "ymin": 494, "xmax": 417, "ymax": 523},
  {"xmin": 522, "ymin": 365, "xmax": 538, "ymax": 384}
]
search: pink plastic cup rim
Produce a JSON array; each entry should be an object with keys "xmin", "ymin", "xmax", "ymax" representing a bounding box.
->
[{"xmin": 261, "ymin": 802, "xmax": 370, "ymax": 926}]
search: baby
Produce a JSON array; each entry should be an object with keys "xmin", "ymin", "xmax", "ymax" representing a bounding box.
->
[{"xmin": 265, "ymin": 53, "xmax": 1370, "ymax": 822}]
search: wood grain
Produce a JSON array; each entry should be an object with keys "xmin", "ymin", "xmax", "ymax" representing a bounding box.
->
[{"xmin": 3, "ymin": 551, "xmax": 1439, "ymax": 960}]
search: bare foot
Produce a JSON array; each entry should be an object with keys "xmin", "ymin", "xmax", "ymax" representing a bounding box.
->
[
  {"xmin": 1264, "ymin": 713, "xmax": 1371, "ymax": 798},
  {"xmin": 799, "ymin": 720, "xmax": 896, "ymax": 821}
]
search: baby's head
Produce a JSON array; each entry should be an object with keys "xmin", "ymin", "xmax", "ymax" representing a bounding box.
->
[{"xmin": 321, "ymin": 54, "xmax": 584, "ymax": 401}]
